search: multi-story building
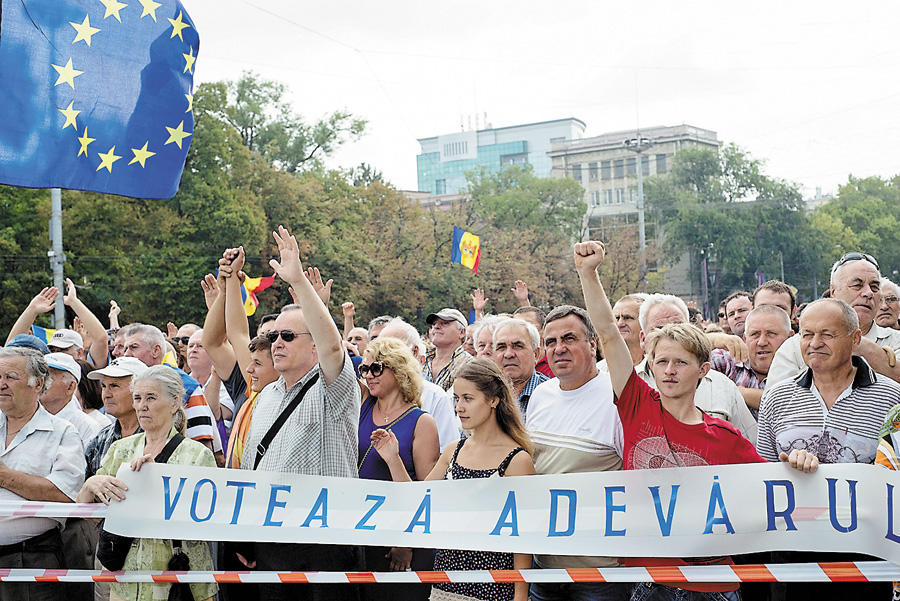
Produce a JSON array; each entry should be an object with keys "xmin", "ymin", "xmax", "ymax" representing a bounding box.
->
[
  {"xmin": 416, "ymin": 118, "xmax": 586, "ymax": 196},
  {"xmin": 549, "ymin": 125, "xmax": 720, "ymax": 299}
]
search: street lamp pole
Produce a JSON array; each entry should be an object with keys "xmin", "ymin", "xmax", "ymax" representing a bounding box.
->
[{"xmin": 623, "ymin": 135, "xmax": 653, "ymax": 289}]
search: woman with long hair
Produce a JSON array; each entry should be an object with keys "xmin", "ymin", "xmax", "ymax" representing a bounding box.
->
[
  {"xmin": 359, "ymin": 337, "xmax": 440, "ymax": 601},
  {"xmin": 372, "ymin": 358, "xmax": 535, "ymax": 601}
]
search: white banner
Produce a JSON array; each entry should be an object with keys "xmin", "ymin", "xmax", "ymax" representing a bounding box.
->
[{"xmin": 106, "ymin": 463, "xmax": 900, "ymax": 564}]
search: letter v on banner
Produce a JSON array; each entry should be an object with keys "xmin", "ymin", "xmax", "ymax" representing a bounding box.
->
[{"xmin": 451, "ymin": 226, "xmax": 481, "ymax": 274}]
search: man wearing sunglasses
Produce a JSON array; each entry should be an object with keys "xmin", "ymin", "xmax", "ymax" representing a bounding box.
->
[
  {"xmin": 767, "ymin": 252, "xmax": 900, "ymax": 388},
  {"xmin": 237, "ymin": 226, "xmax": 363, "ymax": 600}
]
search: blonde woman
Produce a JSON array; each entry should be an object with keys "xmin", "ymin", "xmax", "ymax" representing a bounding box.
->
[
  {"xmin": 372, "ymin": 358, "xmax": 535, "ymax": 601},
  {"xmin": 358, "ymin": 337, "xmax": 440, "ymax": 600},
  {"xmin": 77, "ymin": 365, "xmax": 217, "ymax": 601}
]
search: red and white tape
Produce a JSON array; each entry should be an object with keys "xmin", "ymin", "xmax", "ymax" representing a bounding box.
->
[
  {"xmin": 1, "ymin": 563, "xmax": 899, "ymax": 583},
  {"xmin": 0, "ymin": 501, "xmax": 106, "ymax": 519}
]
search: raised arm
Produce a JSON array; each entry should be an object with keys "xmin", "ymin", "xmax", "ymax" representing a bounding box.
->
[
  {"xmin": 269, "ymin": 226, "xmax": 345, "ymax": 385},
  {"xmin": 574, "ymin": 241, "xmax": 632, "ymax": 397},
  {"xmin": 202, "ymin": 268, "xmax": 238, "ymax": 382},
  {"xmin": 341, "ymin": 302, "xmax": 355, "ymax": 339},
  {"xmin": 512, "ymin": 280, "xmax": 531, "ymax": 307},
  {"xmin": 6, "ymin": 287, "xmax": 58, "ymax": 343},
  {"xmin": 108, "ymin": 300, "xmax": 121, "ymax": 330},
  {"xmin": 223, "ymin": 248, "xmax": 253, "ymax": 375},
  {"xmin": 470, "ymin": 289, "xmax": 488, "ymax": 321},
  {"xmin": 63, "ymin": 278, "xmax": 109, "ymax": 368}
]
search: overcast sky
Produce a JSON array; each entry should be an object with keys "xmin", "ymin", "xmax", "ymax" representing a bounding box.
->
[{"xmin": 187, "ymin": 0, "xmax": 900, "ymax": 197}]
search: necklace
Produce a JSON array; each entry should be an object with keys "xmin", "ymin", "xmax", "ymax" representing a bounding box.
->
[{"xmin": 377, "ymin": 401, "xmax": 402, "ymax": 423}]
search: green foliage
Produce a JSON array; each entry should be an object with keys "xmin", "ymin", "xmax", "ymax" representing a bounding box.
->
[
  {"xmin": 645, "ymin": 143, "xmax": 819, "ymax": 305},
  {"xmin": 217, "ymin": 72, "xmax": 367, "ymax": 173},
  {"xmin": 813, "ymin": 175, "xmax": 900, "ymax": 283}
]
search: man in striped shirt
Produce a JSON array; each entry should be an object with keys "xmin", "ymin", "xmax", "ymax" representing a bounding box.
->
[{"xmin": 758, "ymin": 297, "xmax": 900, "ymax": 599}]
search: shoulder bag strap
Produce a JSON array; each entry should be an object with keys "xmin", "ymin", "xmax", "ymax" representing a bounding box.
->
[
  {"xmin": 254, "ymin": 373, "xmax": 320, "ymax": 470},
  {"xmin": 155, "ymin": 432, "xmax": 185, "ymax": 464}
]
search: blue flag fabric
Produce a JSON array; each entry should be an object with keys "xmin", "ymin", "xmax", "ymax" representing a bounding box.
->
[{"xmin": 0, "ymin": 0, "xmax": 198, "ymax": 199}]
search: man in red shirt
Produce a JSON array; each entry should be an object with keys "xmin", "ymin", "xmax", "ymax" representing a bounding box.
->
[{"xmin": 574, "ymin": 240, "xmax": 812, "ymax": 601}]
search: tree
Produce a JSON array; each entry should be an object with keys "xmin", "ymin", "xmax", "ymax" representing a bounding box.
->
[
  {"xmin": 645, "ymin": 144, "xmax": 821, "ymax": 307},
  {"xmin": 813, "ymin": 175, "xmax": 900, "ymax": 284},
  {"xmin": 209, "ymin": 72, "xmax": 367, "ymax": 173}
]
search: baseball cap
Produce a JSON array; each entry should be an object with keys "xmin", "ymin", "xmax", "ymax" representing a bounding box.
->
[
  {"xmin": 7, "ymin": 334, "xmax": 50, "ymax": 354},
  {"xmin": 49, "ymin": 329, "xmax": 84, "ymax": 350},
  {"xmin": 45, "ymin": 352, "xmax": 82, "ymax": 383},
  {"xmin": 425, "ymin": 308, "xmax": 468, "ymax": 330},
  {"xmin": 87, "ymin": 357, "xmax": 149, "ymax": 380}
]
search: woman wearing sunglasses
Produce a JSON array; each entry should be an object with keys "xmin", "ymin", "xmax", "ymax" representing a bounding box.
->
[
  {"xmin": 372, "ymin": 359, "xmax": 535, "ymax": 601},
  {"xmin": 358, "ymin": 337, "xmax": 440, "ymax": 601}
]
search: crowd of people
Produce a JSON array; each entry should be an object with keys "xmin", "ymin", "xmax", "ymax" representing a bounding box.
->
[{"xmin": 2, "ymin": 224, "xmax": 900, "ymax": 601}]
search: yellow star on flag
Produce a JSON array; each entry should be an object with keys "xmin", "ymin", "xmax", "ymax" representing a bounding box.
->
[
  {"xmin": 51, "ymin": 58, "xmax": 84, "ymax": 89},
  {"xmin": 99, "ymin": 0, "xmax": 128, "ymax": 22},
  {"xmin": 96, "ymin": 146, "xmax": 122, "ymax": 172},
  {"xmin": 70, "ymin": 15, "xmax": 101, "ymax": 46},
  {"xmin": 182, "ymin": 47, "xmax": 196, "ymax": 74},
  {"xmin": 77, "ymin": 128, "xmax": 95, "ymax": 157},
  {"xmin": 58, "ymin": 101, "xmax": 80, "ymax": 130},
  {"xmin": 138, "ymin": 0, "xmax": 162, "ymax": 21},
  {"xmin": 128, "ymin": 142, "xmax": 156, "ymax": 167},
  {"xmin": 185, "ymin": 93, "xmax": 193, "ymax": 113},
  {"xmin": 164, "ymin": 121, "xmax": 191, "ymax": 149},
  {"xmin": 168, "ymin": 11, "xmax": 189, "ymax": 41}
]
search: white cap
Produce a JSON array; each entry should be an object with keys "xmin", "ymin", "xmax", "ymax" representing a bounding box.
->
[
  {"xmin": 87, "ymin": 357, "xmax": 149, "ymax": 380},
  {"xmin": 49, "ymin": 329, "xmax": 84, "ymax": 350},
  {"xmin": 45, "ymin": 352, "xmax": 82, "ymax": 383}
]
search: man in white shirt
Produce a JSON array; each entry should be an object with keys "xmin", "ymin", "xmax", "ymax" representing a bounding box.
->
[{"xmin": 0, "ymin": 347, "xmax": 84, "ymax": 601}]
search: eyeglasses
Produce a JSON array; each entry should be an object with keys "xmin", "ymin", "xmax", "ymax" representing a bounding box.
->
[
  {"xmin": 884, "ymin": 296, "xmax": 900, "ymax": 304},
  {"xmin": 358, "ymin": 361, "xmax": 385, "ymax": 377},
  {"xmin": 264, "ymin": 330, "xmax": 312, "ymax": 343},
  {"xmin": 831, "ymin": 252, "xmax": 879, "ymax": 275},
  {"xmin": 171, "ymin": 337, "xmax": 190, "ymax": 345},
  {"xmin": 717, "ymin": 313, "xmax": 725, "ymax": 319}
]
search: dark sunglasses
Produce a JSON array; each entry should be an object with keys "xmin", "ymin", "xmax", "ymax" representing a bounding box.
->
[
  {"xmin": 358, "ymin": 361, "xmax": 385, "ymax": 377},
  {"xmin": 265, "ymin": 330, "xmax": 312, "ymax": 343},
  {"xmin": 171, "ymin": 337, "xmax": 190, "ymax": 345},
  {"xmin": 832, "ymin": 251, "xmax": 879, "ymax": 275}
]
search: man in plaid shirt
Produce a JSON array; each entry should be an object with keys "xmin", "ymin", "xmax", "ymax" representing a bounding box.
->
[{"xmin": 710, "ymin": 305, "xmax": 793, "ymax": 418}]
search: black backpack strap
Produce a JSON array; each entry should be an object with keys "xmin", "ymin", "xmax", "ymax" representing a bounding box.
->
[
  {"xmin": 254, "ymin": 373, "xmax": 320, "ymax": 470},
  {"xmin": 155, "ymin": 433, "xmax": 185, "ymax": 464}
]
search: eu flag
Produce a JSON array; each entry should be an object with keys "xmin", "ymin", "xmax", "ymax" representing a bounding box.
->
[{"xmin": 0, "ymin": 0, "xmax": 198, "ymax": 199}]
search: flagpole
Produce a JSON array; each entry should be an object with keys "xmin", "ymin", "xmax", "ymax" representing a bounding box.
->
[{"xmin": 49, "ymin": 188, "xmax": 65, "ymax": 328}]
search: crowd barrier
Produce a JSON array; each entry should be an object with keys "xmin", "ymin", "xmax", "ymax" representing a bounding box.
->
[{"xmin": 1, "ymin": 563, "xmax": 899, "ymax": 583}]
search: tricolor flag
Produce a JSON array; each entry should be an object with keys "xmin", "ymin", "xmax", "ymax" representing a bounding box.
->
[
  {"xmin": 451, "ymin": 226, "xmax": 481, "ymax": 274},
  {"xmin": 0, "ymin": 0, "xmax": 199, "ymax": 199},
  {"xmin": 31, "ymin": 325, "xmax": 57, "ymax": 344},
  {"xmin": 242, "ymin": 275, "xmax": 275, "ymax": 317}
]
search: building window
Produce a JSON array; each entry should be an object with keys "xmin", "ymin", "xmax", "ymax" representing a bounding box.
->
[
  {"xmin": 572, "ymin": 164, "xmax": 582, "ymax": 182},
  {"xmin": 589, "ymin": 162, "xmax": 598, "ymax": 180},
  {"xmin": 435, "ymin": 179, "xmax": 446, "ymax": 195},
  {"xmin": 590, "ymin": 191, "xmax": 600, "ymax": 206},
  {"xmin": 656, "ymin": 154, "xmax": 667, "ymax": 174},
  {"xmin": 629, "ymin": 188, "xmax": 636, "ymax": 203},
  {"xmin": 626, "ymin": 157, "xmax": 636, "ymax": 176},
  {"xmin": 601, "ymin": 161, "xmax": 611, "ymax": 180},
  {"xmin": 603, "ymin": 190, "xmax": 613, "ymax": 205},
  {"xmin": 615, "ymin": 188, "xmax": 625, "ymax": 204},
  {"xmin": 614, "ymin": 159, "xmax": 624, "ymax": 178},
  {"xmin": 642, "ymin": 155, "xmax": 650, "ymax": 176}
]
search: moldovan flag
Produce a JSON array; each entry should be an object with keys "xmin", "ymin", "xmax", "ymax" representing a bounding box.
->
[
  {"xmin": 242, "ymin": 275, "xmax": 275, "ymax": 317},
  {"xmin": 0, "ymin": 0, "xmax": 199, "ymax": 199},
  {"xmin": 31, "ymin": 325, "xmax": 57, "ymax": 344},
  {"xmin": 451, "ymin": 226, "xmax": 481, "ymax": 274}
]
